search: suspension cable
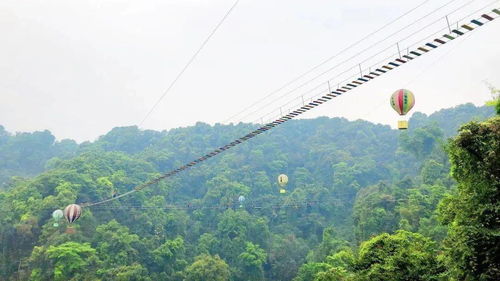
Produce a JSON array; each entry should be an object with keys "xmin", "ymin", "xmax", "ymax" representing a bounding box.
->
[
  {"xmin": 82, "ymin": 7, "xmax": 499, "ymax": 208},
  {"xmin": 139, "ymin": 0, "xmax": 241, "ymax": 127}
]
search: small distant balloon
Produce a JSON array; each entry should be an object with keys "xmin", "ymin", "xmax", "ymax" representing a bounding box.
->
[
  {"xmin": 390, "ymin": 89, "xmax": 415, "ymax": 130},
  {"xmin": 52, "ymin": 209, "xmax": 63, "ymax": 227},
  {"xmin": 64, "ymin": 204, "xmax": 82, "ymax": 224},
  {"xmin": 238, "ymin": 195, "xmax": 245, "ymax": 208},
  {"xmin": 52, "ymin": 209, "xmax": 63, "ymax": 220},
  {"xmin": 277, "ymin": 174, "xmax": 288, "ymax": 187},
  {"xmin": 278, "ymin": 174, "xmax": 288, "ymax": 194}
]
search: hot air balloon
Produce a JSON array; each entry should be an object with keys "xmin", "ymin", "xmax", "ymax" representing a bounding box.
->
[
  {"xmin": 278, "ymin": 174, "xmax": 288, "ymax": 194},
  {"xmin": 64, "ymin": 204, "xmax": 82, "ymax": 224},
  {"xmin": 238, "ymin": 195, "xmax": 245, "ymax": 208},
  {"xmin": 52, "ymin": 209, "xmax": 63, "ymax": 227},
  {"xmin": 64, "ymin": 204, "xmax": 82, "ymax": 234},
  {"xmin": 390, "ymin": 89, "xmax": 415, "ymax": 129}
]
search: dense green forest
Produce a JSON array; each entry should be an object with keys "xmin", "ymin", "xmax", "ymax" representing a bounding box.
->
[{"xmin": 0, "ymin": 103, "xmax": 498, "ymax": 281}]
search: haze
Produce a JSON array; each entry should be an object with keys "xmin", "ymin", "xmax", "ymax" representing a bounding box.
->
[{"xmin": 1, "ymin": 0, "xmax": 499, "ymax": 142}]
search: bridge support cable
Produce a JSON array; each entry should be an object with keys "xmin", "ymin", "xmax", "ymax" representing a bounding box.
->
[{"xmin": 82, "ymin": 8, "xmax": 500, "ymax": 208}]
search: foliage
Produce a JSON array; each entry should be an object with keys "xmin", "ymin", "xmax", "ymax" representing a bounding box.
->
[
  {"xmin": 237, "ymin": 242, "xmax": 267, "ymax": 281},
  {"xmin": 355, "ymin": 230, "xmax": 445, "ymax": 280},
  {"xmin": 296, "ymin": 231, "xmax": 445, "ymax": 280},
  {"xmin": 29, "ymin": 242, "xmax": 100, "ymax": 281},
  {"xmin": 184, "ymin": 254, "xmax": 230, "ymax": 281},
  {"xmin": 440, "ymin": 117, "xmax": 500, "ymax": 280},
  {"xmin": 0, "ymin": 104, "xmax": 497, "ymax": 280},
  {"xmin": 0, "ymin": 128, "xmax": 78, "ymax": 188},
  {"xmin": 484, "ymin": 85, "xmax": 500, "ymax": 114}
]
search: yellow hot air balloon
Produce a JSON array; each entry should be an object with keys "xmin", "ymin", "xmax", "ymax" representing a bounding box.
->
[
  {"xmin": 390, "ymin": 89, "xmax": 415, "ymax": 129},
  {"xmin": 277, "ymin": 174, "xmax": 288, "ymax": 194}
]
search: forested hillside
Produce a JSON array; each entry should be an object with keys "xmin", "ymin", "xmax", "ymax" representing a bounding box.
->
[
  {"xmin": 0, "ymin": 127, "xmax": 78, "ymax": 187},
  {"xmin": 0, "ymin": 103, "xmax": 497, "ymax": 281}
]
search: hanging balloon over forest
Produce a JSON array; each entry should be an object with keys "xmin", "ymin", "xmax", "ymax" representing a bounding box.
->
[
  {"xmin": 238, "ymin": 195, "xmax": 245, "ymax": 207},
  {"xmin": 52, "ymin": 209, "xmax": 63, "ymax": 227},
  {"xmin": 390, "ymin": 89, "xmax": 415, "ymax": 130},
  {"xmin": 63, "ymin": 204, "xmax": 82, "ymax": 234},
  {"xmin": 277, "ymin": 174, "xmax": 288, "ymax": 194},
  {"xmin": 64, "ymin": 204, "xmax": 82, "ymax": 224}
]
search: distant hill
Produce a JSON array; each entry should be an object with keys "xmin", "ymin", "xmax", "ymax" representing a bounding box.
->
[
  {"xmin": 409, "ymin": 103, "xmax": 495, "ymax": 137},
  {"xmin": 0, "ymin": 104, "xmax": 494, "ymax": 189}
]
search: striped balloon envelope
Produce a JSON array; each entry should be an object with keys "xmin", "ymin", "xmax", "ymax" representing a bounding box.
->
[
  {"xmin": 64, "ymin": 204, "xmax": 82, "ymax": 224},
  {"xmin": 390, "ymin": 89, "xmax": 415, "ymax": 116}
]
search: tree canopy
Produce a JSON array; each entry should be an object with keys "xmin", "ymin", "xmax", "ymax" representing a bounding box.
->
[{"xmin": 0, "ymin": 104, "xmax": 497, "ymax": 280}]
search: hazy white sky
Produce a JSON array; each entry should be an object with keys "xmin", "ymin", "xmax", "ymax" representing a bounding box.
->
[{"xmin": 1, "ymin": 0, "xmax": 499, "ymax": 142}]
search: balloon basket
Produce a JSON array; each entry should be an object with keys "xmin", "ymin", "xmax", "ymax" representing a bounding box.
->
[
  {"xmin": 279, "ymin": 189, "xmax": 286, "ymax": 194},
  {"xmin": 65, "ymin": 227, "xmax": 76, "ymax": 234},
  {"xmin": 398, "ymin": 120, "xmax": 408, "ymax": 130}
]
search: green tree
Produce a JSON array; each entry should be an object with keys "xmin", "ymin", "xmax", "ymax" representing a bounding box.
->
[
  {"xmin": 197, "ymin": 232, "xmax": 218, "ymax": 255},
  {"xmin": 30, "ymin": 242, "xmax": 100, "ymax": 281},
  {"xmin": 293, "ymin": 262, "xmax": 332, "ymax": 281},
  {"xmin": 307, "ymin": 227, "xmax": 348, "ymax": 262},
  {"xmin": 93, "ymin": 220, "xmax": 141, "ymax": 267},
  {"xmin": 184, "ymin": 254, "xmax": 230, "ymax": 281},
  {"xmin": 353, "ymin": 183, "xmax": 398, "ymax": 242},
  {"xmin": 440, "ymin": 117, "xmax": 500, "ymax": 280},
  {"xmin": 214, "ymin": 209, "xmax": 270, "ymax": 263},
  {"xmin": 325, "ymin": 249, "xmax": 356, "ymax": 271},
  {"xmin": 485, "ymin": 85, "xmax": 500, "ymax": 114},
  {"xmin": 313, "ymin": 267, "xmax": 351, "ymax": 281},
  {"xmin": 356, "ymin": 231, "xmax": 445, "ymax": 281},
  {"xmin": 151, "ymin": 236, "xmax": 186, "ymax": 276},
  {"xmin": 400, "ymin": 125, "xmax": 443, "ymax": 161},
  {"xmin": 237, "ymin": 242, "xmax": 267, "ymax": 281},
  {"xmin": 98, "ymin": 263, "xmax": 152, "ymax": 281},
  {"xmin": 268, "ymin": 234, "xmax": 309, "ymax": 281}
]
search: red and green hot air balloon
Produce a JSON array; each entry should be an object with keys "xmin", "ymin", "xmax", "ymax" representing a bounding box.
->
[{"xmin": 390, "ymin": 89, "xmax": 415, "ymax": 129}]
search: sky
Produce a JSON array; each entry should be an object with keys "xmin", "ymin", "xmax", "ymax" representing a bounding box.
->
[{"xmin": 1, "ymin": 0, "xmax": 499, "ymax": 142}]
